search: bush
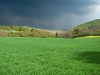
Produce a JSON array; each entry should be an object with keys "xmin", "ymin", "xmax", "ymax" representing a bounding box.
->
[
  {"xmin": 65, "ymin": 31, "xmax": 73, "ymax": 38},
  {"xmin": 0, "ymin": 29, "xmax": 8, "ymax": 37}
]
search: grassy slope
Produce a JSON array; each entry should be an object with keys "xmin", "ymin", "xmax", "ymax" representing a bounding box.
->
[
  {"xmin": 73, "ymin": 19, "xmax": 100, "ymax": 31},
  {"xmin": 0, "ymin": 37, "xmax": 100, "ymax": 75}
]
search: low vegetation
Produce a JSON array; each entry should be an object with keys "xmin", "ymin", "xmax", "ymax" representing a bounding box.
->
[
  {"xmin": 0, "ymin": 37, "xmax": 100, "ymax": 75},
  {"xmin": 86, "ymin": 36, "xmax": 100, "ymax": 38}
]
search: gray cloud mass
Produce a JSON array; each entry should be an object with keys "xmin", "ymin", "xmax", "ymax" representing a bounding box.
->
[{"xmin": 0, "ymin": 0, "xmax": 100, "ymax": 30}]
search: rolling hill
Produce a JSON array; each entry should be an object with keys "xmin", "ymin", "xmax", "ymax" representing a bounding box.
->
[
  {"xmin": 66, "ymin": 19, "xmax": 100, "ymax": 38},
  {"xmin": 73, "ymin": 19, "xmax": 100, "ymax": 32}
]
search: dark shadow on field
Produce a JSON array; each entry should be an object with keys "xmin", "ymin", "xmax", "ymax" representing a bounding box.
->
[{"xmin": 74, "ymin": 51, "xmax": 100, "ymax": 64}]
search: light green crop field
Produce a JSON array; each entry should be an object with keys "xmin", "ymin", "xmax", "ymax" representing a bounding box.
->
[{"xmin": 0, "ymin": 37, "xmax": 100, "ymax": 75}]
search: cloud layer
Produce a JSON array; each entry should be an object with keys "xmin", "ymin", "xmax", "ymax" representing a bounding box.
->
[{"xmin": 0, "ymin": 0, "xmax": 100, "ymax": 30}]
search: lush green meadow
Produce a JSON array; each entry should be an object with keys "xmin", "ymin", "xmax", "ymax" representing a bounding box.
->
[{"xmin": 0, "ymin": 37, "xmax": 100, "ymax": 75}]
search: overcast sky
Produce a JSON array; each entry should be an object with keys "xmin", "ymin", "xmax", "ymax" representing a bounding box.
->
[{"xmin": 0, "ymin": 0, "xmax": 100, "ymax": 30}]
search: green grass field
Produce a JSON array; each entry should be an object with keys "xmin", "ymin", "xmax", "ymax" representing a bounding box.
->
[{"xmin": 0, "ymin": 37, "xmax": 100, "ymax": 75}]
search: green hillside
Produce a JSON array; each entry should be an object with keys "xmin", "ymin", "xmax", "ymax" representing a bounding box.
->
[
  {"xmin": 66, "ymin": 19, "xmax": 100, "ymax": 38},
  {"xmin": 74, "ymin": 19, "xmax": 100, "ymax": 32}
]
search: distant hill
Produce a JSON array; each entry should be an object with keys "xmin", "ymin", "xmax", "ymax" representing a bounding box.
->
[
  {"xmin": 73, "ymin": 19, "xmax": 100, "ymax": 32},
  {"xmin": 0, "ymin": 25, "xmax": 65, "ymax": 38},
  {"xmin": 66, "ymin": 19, "xmax": 100, "ymax": 38},
  {"xmin": 0, "ymin": 25, "xmax": 56, "ymax": 37}
]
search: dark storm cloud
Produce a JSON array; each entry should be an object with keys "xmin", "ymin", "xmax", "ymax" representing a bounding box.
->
[
  {"xmin": 0, "ymin": 0, "xmax": 100, "ymax": 30},
  {"xmin": 0, "ymin": 0, "xmax": 98, "ymax": 18}
]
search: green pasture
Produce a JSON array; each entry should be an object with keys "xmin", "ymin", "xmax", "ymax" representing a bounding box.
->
[{"xmin": 0, "ymin": 37, "xmax": 100, "ymax": 75}]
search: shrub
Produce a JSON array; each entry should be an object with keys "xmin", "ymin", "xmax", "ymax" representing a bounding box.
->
[
  {"xmin": 0, "ymin": 29, "xmax": 8, "ymax": 37},
  {"xmin": 65, "ymin": 31, "xmax": 73, "ymax": 38}
]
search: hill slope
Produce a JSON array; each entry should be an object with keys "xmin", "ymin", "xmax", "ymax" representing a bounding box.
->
[
  {"xmin": 0, "ymin": 25, "xmax": 56, "ymax": 37},
  {"xmin": 73, "ymin": 19, "xmax": 100, "ymax": 32},
  {"xmin": 66, "ymin": 19, "xmax": 100, "ymax": 38}
]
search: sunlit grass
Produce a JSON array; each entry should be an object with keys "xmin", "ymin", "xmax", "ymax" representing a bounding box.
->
[
  {"xmin": 86, "ymin": 36, "xmax": 100, "ymax": 38},
  {"xmin": 74, "ymin": 36, "xmax": 100, "ymax": 39}
]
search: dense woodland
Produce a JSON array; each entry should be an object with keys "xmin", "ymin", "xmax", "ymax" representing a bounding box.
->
[{"xmin": 0, "ymin": 19, "xmax": 100, "ymax": 38}]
